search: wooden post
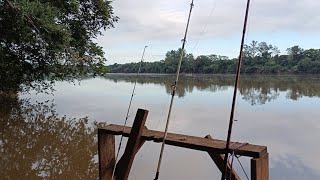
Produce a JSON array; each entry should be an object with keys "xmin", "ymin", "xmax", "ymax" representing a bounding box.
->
[
  {"xmin": 115, "ymin": 109, "xmax": 148, "ymax": 180},
  {"xmin": 98, "ymin": 129, "xmax": 115, "ymax": 180},
  {"xmin": 205, "ymin": 135, "xmax": 240, "ymax": 180},
  {"xmin": 98, "ymin": 117, "xmax": 268, "ymax": 180},
  {"xmin": 251, "ymin": 153, "xmax": 269, "ymax": 180}
]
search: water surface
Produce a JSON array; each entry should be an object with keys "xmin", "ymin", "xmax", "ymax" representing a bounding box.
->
[{"xmin": 1, "ymin": 74, "xmax": 320, "ymax": 179}]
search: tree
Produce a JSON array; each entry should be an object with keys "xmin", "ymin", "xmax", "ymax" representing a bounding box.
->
[
  {"xmin": 286, "ymin": 45, "xmax": 304, "ymax": 66},
  {"xmin": 194, "ymin": 55, "xmax": 211, "ymax": 73},
  {"xmin": 257, "ymin": 42, "xmax": 272, "ymax": 59},
  {"xmin": 162, "ymin": 48, "xmax": 194, "ymax": 73},
  {"xmin": 244, "ymin": 40, "xmax": 258, "ymax": 58},
  {"xmin": 0, "ymin": 0, "xmax": 118, "ymax": 92}
]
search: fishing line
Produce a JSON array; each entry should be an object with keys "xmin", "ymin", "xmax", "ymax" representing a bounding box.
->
[
  {"xmin": 234, "ymin": 0, "xmax": 256, "ymax": 137},
  {"xmin": 236, "ymin": 155, "xmax": 250, "ymax": 180},
  {"xmin": 190, "ymin": 0, "xmax": 217, "ymax": 54},
  {"xmin": 147, "ymin": 45, "xmax": 158, "ymax": 62},
  {"xmin": 220, "ymin": 0, "xmax": 252, "ymax": 179},
  {"xmin": 234, "ymin": 0, "xmax": 254, "ymax": 129},
  {"xmin": 232, "ymin": 1, "xmax": 256, "ymax": 178},
  {"xmin": 129, "ymin": 43, "xmax": 176, "ymax": 179},
  {"xmin": 111, "ymin": 45, "xmax": 148, "ymax": 180},
  {"xmin": 153, "ymin": 0, "xmax": 195, "ymax": 179},
  {"xmin": 141, "ymin": 44, "xmax": 167, "ymax": 129},
  {"xmin": 129, "ymin": 90, "xmax": 170, "ymax": 179}
]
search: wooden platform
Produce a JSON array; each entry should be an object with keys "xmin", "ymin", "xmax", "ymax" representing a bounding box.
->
[
  {"xmin": 98, "ymin": 109, "xmax": 269, "ymax": 180},
  {"xmin": 100, "ymin": 124, "xmax": 267, "ymax": 158}
]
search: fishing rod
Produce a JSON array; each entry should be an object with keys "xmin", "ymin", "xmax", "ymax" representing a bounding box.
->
[
  {"xmin": 111, "ymin": 45, "xmax": 148, "ymax": 180},
  {"xmin": 220, "ymin": 0, "xmax": 251, "ymax": 179},
  {"xmin": 153, "ymin": 1, "xmax": 194, "ymax": 179}
]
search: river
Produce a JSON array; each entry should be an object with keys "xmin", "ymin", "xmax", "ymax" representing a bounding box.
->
[{"xmin": 1, "ymin": 74, "xmax": 320, "ymax": 179}]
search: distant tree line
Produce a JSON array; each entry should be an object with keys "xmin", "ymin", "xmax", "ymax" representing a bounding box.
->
[{"xmin": 108, "ymin": 41, "xmax": 320, "ymax": 74}]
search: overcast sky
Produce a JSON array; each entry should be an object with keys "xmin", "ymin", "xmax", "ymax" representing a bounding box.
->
[{"xmin": 95, "ymin": 0, "xmax": 320, "ymax": 65}]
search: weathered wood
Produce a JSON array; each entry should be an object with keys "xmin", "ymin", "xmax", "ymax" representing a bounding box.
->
[
  {"xmin": 205, "ymin": 135, "xmax": 240, "ymax": 180},
  {"xmin": 99, "ymin": 124, "xmax": 267, "ymax": 158},
  {"xmin": 115, "ymin": 139, "xmax": 146, "ymax": 178},
  {"xmin": 251, "ymin": 153, "xmax": 269, "ymax": 180},
  {"xmin": 115, "ymin": 128, "xmax": 147, "ymax": 178},
  {"xmin": 115, "ymin": 109, "xmax": 148, "ymax": 180},
  {"xmin": 98, "ymin": 129, "xmax": 115, "ymax": 180}
]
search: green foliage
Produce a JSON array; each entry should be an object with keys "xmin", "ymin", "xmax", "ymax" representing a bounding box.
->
[
  {"xmin": 108, "ymin": 41, "xmax": 320, "ymax": 75},
  {"xmin": 0, "ymin": 0, "xmax": 118, "ymax": 92}
]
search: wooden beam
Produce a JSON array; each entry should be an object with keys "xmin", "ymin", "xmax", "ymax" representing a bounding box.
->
[
  {"xmin": 251, "ymin": 153, "xmax": 269, "ymax": 180},
  {"xmin": 115, "ymin": 127, "xmax": 147, "ymax": 179},
  {"xmin": 99, "ymin": 124, "xmax": 267, "ymax": 158},
  {"xmin": 205, "ymin": 135, "xmax": 240, "ymax": 180},
  {"xmin": 114, "ymin": 109, "xmax": 148, "ymax": 180},
  {"xmin": 98, "ymin": 129, "xmax": 115, "ymax": 180}
]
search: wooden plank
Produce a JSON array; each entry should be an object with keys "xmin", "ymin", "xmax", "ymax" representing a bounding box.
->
[
  {"xmin": 251, "ymin": 153, "xmax": 269, "ymax": 180},
  {"xmin": 98, "ymin": 129, "xmax": 115, "ymax": 180},
  {"xmin": 99, "ymin": 124, "xmax": 267, "ymax": 158},
  {"xmin": 205, "ymin": 135, "xmax": 240, "ymax": 180},
  {"xmin": 114, "ymin": 109, "xmax": 148, "ymax": 180}
]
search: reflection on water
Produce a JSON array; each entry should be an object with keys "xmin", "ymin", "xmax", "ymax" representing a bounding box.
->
[
  {"xmin": 105, "ymin": 74, "xmax": 320, "ymax": 105},
  {"xmin": 1, "ymin": 74, "xmax": 320, "ymax": 179},
  {"xmin": 0, "ymin": 93, "xmax": 103, "ymax": 179},
  {"xmin": 270, "ymin": 154, "xmax": 320, "ymax": 180}
]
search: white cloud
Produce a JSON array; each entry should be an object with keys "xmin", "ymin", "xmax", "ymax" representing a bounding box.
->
[{"xmin": 96, "ymin": 0, "xmax": 320, "ymax": 63}]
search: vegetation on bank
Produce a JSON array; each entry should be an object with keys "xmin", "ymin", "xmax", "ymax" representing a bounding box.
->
[
  {"xmin": 108, "ymin": 41, "xmax": 320, "ymax": 74},
  {"xmin": 0, "ymin": 0, "xmax": 118, "ymax": 92}
]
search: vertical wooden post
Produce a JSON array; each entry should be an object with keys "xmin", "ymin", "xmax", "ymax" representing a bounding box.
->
[
  {"xmin": 205, "ymin": 135, "xmax": 240, "ymax": 180},
  {"xmin": 251, "ymin": 153, "xmax": 269, "ymax": 180},
  {"xmin": 115, "ymin": 109, "xmax": 149, "ymax": 180},
  {"xmin": 98, "ymin": 129, "xmax": 115, "ymax": 180}
]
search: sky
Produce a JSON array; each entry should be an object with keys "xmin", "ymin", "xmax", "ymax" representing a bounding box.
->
[{"xmin": 95, "ymin": 0, "xmax": 320, "ymax": 65}]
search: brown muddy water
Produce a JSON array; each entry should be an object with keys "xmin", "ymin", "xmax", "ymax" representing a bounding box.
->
[{"xmin": 1, "ymin": 74, "xmax": 320, "ymax": 180}]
